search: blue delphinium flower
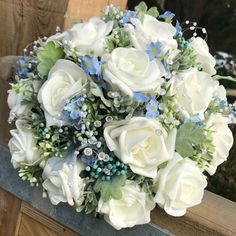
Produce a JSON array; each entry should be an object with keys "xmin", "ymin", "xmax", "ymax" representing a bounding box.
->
[
  {"xmin": 81, "ymin": 55, "xmax": 103, "ymax": 79},
  {"xmin": 175, "ymin": 20, "xmax": 182, "ymax": 36},
  {"xmin": 120, "ymin": 10, "xmax": 138, "ymax": 24},
  {"xmin": 146, "ymin": 42, "xmax": 162, "ymax": 61},
  {"xmin": 145, "ymin": 99, "xmax": 159, "ymax": 118},
  {"xmin": 133, "ymin": 92, "xmax": 151, "ymax": 102},
  {"xmin": 16, "ymin": 56, "xmax": 29, "ymax": 78},
  {"xmin": 62, "ymin": 96, "xmax": 86, "ymax": 126},
  {"xmin": 159, "ymin": 11, "xmax": 175, "ymax": 20}
]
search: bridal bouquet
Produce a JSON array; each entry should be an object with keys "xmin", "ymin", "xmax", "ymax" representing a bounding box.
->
[{"xmin": 7, "ymin": 2, "xmax": 235, "ymax": 230}]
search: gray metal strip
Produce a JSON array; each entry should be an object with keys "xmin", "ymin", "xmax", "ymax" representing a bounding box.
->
[{"xmin": 0, "ymin": 145, "xmax": 172, "ymax": 236}]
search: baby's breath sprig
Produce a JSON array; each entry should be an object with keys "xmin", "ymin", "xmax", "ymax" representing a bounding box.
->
[{"xmin": 18, "ymin": 165, "xmax": 42, "ymax": 187}]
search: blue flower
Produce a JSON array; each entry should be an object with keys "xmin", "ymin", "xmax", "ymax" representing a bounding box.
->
[
  {"xmin": 81, "ymin": 155, "xmax": 97, "ymax": 166},
  {"xmin": 62, "ymin": 96, "xmax": 85, "ymax": 125},
  {"xmin": 16, "ymin": 56, "xmax": 29, "ymax": 78},
  {"xmin": 220, "ymin": 100, "xmax": 227, "ymax": 108},
  {"xmin": 16, "ymin": 67, "xmax": 29, "ymax": 78},
  {"xmin": 17, "ymin": 56, "xmax": 27, "ymax": 65},
  {"xmin": 185, "ymin": 113, "xmax": 202, "ymax": 123},
  {"xmin": 120, "ymin": 11, "xmax": 138, "ymax": 24},
  {"xmin": 159, "ymin": 11, "xmax": 175, "ymax": 19},
  {"xmin": 175, "ymin": 20, "xmax": 182, "ymax": 36},
  {"xmin": 81, "ymin": 55, "xmax": 103, "ymax": 78},
  {"xmin": 146, "ymin": 42, "xmax": 162, "ymax": 61},
  {"xmin": 145, "ymin": 99, "xmax": 159, "ymax": 118},
  {"xmin": 133, "ymin": 92, "xmax": 151, "ymax": 102}
]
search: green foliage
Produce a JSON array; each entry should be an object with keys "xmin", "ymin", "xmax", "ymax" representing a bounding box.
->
[
  {"xmin": 176, "ymin": 122, "xmax": 207, "ymax": 158},
  {"xmin": 18, "ymin": 165, "xmax": 42, "ymax": 187},
  {"xmin": 213, "ymin": 75, "xmax": 236, "ymax": 83},
  {"xmin": 135, "ymin": 2, "xmax": 159, "ymax": 21},
  {"xmin": 127, "ymin": 173, "xmax": 155, "ymax": 198},
  {"xmin": 37, "ymin": 41, "xmax": 65, "ymax": 76},
  {"xmin": 170, "ymin": 47, "xmax": 198, "ymax": 72},
  {"xmin": 158, "ymin": 161, "xmax": 168, "ymax": 169},
  {"xmin": 105, "ymin": 28, "xmax": 131, "ymax": 52},
  {"xmin": 147, "ymin": 7, "xmax": 159, "ymax": 18},
  {"xmin": 76, "ymin": 183, "xmax": 98, "ymax": 215},
  {"xmin": 94, "ymin": 174, "xmax": 126, "ymax": 202}
]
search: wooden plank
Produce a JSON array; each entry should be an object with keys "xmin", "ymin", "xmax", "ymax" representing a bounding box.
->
[
  {"xmin": 151, "ymin": 190, "xmax": 236, "ymax": 236},
  {"xmin": 0, "ymin": 0, "xmax": 68, "ymax": 56},
  {"xmin": 108, "ymin": 0, "xmax": 127, "ymax": 9},
  {"xmin": 64, "ymin": 0, "xmax": 128, "ymax": 29},
  {"xmin": 20, "ymin": 202, "xmax": 79, "ymax": 236},
  {"xmin": 64, "ymin": 0, "xmax": 109, "ymax": 29},
  {"xmin": 0, "ymin": 188, "xmax": 21, "ymax": 236}
]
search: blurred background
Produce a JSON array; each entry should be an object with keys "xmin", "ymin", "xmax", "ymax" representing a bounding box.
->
[{"xmin": 0, "ymin": 0, "xmax": 235, "ymax": 202}]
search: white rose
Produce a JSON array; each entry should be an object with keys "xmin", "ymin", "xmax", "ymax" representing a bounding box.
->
[
  {"xmin": 63, "ymin": 17, "xmax": 113, "ymax": 57},
  {"xmin": 103, "ymin": 47, "xmax": 166, "ymax": 97},
  {"xmin": 128, "ymin": 14, "xmax": 177, "ymax": 53},
  {"xmin": 42, "ymin": 153, "xmax": 85, "ymax": 206},
  {"xmin": 154, "ymin": 152, "xmax": 207, "ymax": 216},
  {"xmin": 7, "ymin": 90, "xmax": 28, "ymax": 120},
  {"xmin": 7, "ymin": 80, "xmax": 42, "ymax": 121},
  {"xmin": 98, "ymin": 180, "xmax": 155, "ymax": 230},
  {"xmin": 104, "ymin": 117, "xmax": 177, "ymax": 178},
  {"xmin": 189, "ymin": 37, "xmax": 216, "ymax": 75},
  {"xmin": 169, "ymin": 68, "xmax": 219, "ymax": 117},
  {"xmin": 8, "ymin": 120, "xmax": 41, "ymax": 168},
  {"xmin": 38, "ymin": 59, "xmax": 88, "ymax": 127},
  {"xmin": 205, "ymin": 114, "xmax": 233, "ymax": 175}
]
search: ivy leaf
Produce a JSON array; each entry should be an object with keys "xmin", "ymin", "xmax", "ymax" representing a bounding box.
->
[
  {"xmin": 94, "ymin": 175, "xmax": 126, "ymax": 202},
  {"xmin": 37, "ymin": 41, "xmax": 65, "ymax": 76},
  {"xmin": 147, "ymin": 7, "xmax": 159, "ymax": 18},
  {"xmin": 176, "ymin": 122, "xmax": 207, "ymax": 157}
]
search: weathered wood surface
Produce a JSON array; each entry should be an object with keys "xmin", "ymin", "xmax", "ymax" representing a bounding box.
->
[
  {"xmin": 0, "ymin": 188, "xmax": 21, "ymax": 236},
  {"xmin": 0, "ymin": 0, "xmax": 68, "ymax": 57},
  {"xmin": 0, "ymin": 56, "xmax": 17, "ymax": 147},
  {"xmin": 64, "ymin": 0, "xmax": 128, "ymax": 29},
  {"xmin": 152, "ymin": 190, "xmax": 236, "ymax": 236},
  {"xmin": 0, "ymin": 187, "xmax": 79, "ymax": 236},
  {"xmin": 18, "ymin": 202, "xmax": 79, "ymax": 236}
]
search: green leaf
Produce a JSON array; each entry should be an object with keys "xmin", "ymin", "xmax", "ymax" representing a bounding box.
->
[
  {"xmin": 147, "ymin": 7, "xmax": 159, "ymax": 18},
  {"xmin": 135, "ymin": 1, "xmax": 148, "ymax": 21},
  {"xmin": 94, "ymin": 175, "xmax": 126, "ymax": 202},
  {"xmin": 159, "ymin": 161, "xmax": 168, "ymax": 169},
  {"xmin": 176, "ymin": 122, "xmax": 207, "ymax": 158},
  {"xmin": 213, "ymin": 75, "xmax": 236, "ymax": 82},
  {"xmin": 37, "ymin": 41, "xmax": 65, "ymax": 76},
  {"xmin": 90, "ymin": 81, "xmax": 111, "ymax": 107},
  {"xmin": 135, "ymin": 1, "xmax": 148, "ymax": 13}
]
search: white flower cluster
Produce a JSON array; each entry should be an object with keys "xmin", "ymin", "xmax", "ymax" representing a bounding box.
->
[{"xmin": 7, "ymin": 3, "xmax": 234, "ymax": 231}]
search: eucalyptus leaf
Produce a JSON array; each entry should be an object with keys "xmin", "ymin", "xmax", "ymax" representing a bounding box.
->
[
  {"xmin": 37, "ymin": 41, "xmax": 65, "ymax": 76},
  {"xmin": 94, "ymin": 174, "xmax": 126, "ymax": 202},
  {"xmin": 147, "ymin": 7, "xmax": 159, "ymax": 18},
  {"xmin": 176, "ymin": 122, "xmax": 207, "ymax": 157}
]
